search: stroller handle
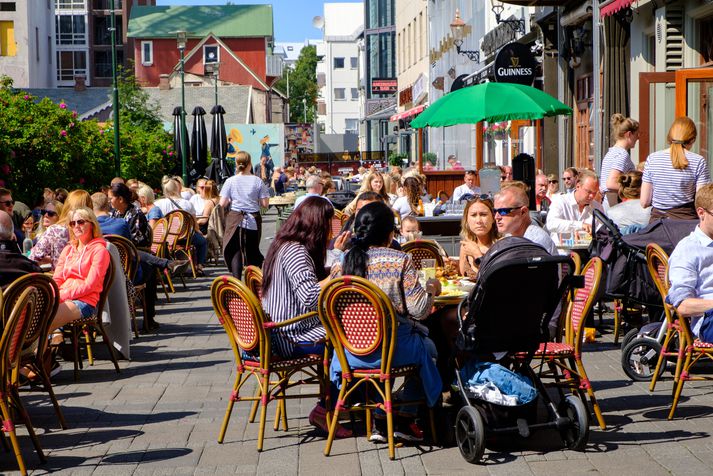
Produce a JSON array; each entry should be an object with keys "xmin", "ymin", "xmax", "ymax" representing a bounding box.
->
[{"xmin": 592, "ymin": 209, "xmax": 646, "ymax": 262}]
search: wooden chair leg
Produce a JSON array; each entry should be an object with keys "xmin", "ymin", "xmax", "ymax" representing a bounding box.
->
[
  {"xmin": 668, "ymin": 350, "xmax": 693, "ymax": 420},
  {"xmin": 84, "ymin": 327, "xmax": 94, "ymax": 366},
  {"xmin": 72, "ymin": 325, "xmax": 81, "ymax": 381},
  {"xmin": 10, "ymin": 388, "xmax": 45, "ymax": 462},
  {"xmin": 384, "ymin": 379, "xmax": 396, "ymax": 460},
  {"xmin": 218, "ymin": 373, "xmax": 243, "ymax": 444},
  {"xmin": 613, "ymin": 299, "xmax": 621, "ymax": 345},
  {"xmin": 324, "ymin": 381, "xmax": 348, "ymax": 456},
  {"xmin": 0, "ymin": 399, "xmax": 27, "ymax": 475},
  {"xmin": 572, "ymin": 356, "xmax": 606, "ymax": 430},
  {"xmin": 94, "ymin": 325, "xmax": 121, "ymax": 374},
  {"xmin": 257, "ymin": 373, "xmax": 270, "ymax": 451},
  {"xmin": 35, "ymin": 361, "xmax": 68, "ymax": 430},
  {"xmin": 248, "ymin": 386, "xmax": 260, "ymax": 423},
  {"xmin": 162, "ymin": 269, "xmax": 176, "ymax": 294},
  {"xmin": 155, "ymin": 268, "xmax": 171, "ymax": 302},
  {"xmin": 650, "ymin": 327, "xmax": 674, "ymax": 392}
]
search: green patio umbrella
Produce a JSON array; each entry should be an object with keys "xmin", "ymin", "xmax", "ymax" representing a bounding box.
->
[{"xmin": 410, "ymin": 82, "xmax": 572, "ymax": 128}]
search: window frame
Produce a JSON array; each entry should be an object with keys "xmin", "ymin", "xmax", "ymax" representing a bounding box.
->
[
  {"xmin": 203, "ymin": 44, "xmax": 219, "ymax": 64},
  {"xmin": 141, "ymin": 40, "xmax": 153, "ymax": 66},
  {"xmin": 334, "ymin": 87, "xmax": 346, "ymax": 101},
  {"xmin": 333, "ymin": 57, "xmax": 345, "ymax": 69}
]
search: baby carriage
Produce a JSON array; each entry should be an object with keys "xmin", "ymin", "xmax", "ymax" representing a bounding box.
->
[
  {"xmin": 453, "ymin": 237, "xmax": 587, "ymax": 463},
  {"xmin": 589, "ymin": 209, "xmax": 696, "ymax": 380}
]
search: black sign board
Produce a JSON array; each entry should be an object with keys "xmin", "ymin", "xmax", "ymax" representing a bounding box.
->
[
  {"xmin": 493, "ymin": 42, "xmax": 536, "ymax": 86},
  {"xmin": 371, "ymin": 78, "xmax": 398, "ymax": 95}
]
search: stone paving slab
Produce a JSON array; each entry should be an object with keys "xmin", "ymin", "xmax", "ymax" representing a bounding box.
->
[{"xmin": 2, "ymin": 211, "xmax": 713, "ymax": 474}]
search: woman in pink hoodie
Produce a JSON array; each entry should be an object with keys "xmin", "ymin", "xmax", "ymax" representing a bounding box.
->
[{"xmin": 51, "ymin": 207, "xmax": 110, "ymax": 330}]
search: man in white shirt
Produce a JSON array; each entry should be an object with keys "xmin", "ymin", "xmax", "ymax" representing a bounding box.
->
[
  {"xmin": 294, "ymin": 175, "xmax": 333, "ymax": 209},
  {"xmin": 494, "ymin": 185, "xmax": 558, "ymax": 255},
  {"xmin": 546, "ymin": 170, "xmax": 603, "ymax": 245},
  {"xmin": 452, "ymin": 170, "xmax": 481, "ymax": 202}
]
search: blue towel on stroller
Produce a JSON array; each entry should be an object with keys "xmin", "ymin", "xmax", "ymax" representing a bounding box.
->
[{"xmin": 458, "ymin": 361, "xmax": 537, "ymax": 406}]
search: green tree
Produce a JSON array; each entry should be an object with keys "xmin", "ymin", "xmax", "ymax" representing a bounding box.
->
[{"xmin": 273, "ymin": 45, "xmax": 318, "ymax": 123}]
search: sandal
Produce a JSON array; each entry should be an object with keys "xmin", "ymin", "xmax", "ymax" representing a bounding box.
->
[{"xmin": 308, "ymin": 404, "xmax": 352, "ymax": 438}]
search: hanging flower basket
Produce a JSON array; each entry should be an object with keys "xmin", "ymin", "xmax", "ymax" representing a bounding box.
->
[{"xmin": 484, "ymin": 122, "xmax": 511, "ymax": 141}]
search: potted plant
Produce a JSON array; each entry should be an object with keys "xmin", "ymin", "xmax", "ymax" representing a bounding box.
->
[
  {"xmin": 422, "ymin": 152, "xmax": 437, "ymax": 167},
  {"xmin": 388, "ymin": 151, "xmax": 409, "ymax": 166}
]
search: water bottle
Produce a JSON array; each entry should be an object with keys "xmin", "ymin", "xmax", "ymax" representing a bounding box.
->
[{"xmin": 22, "ymin": 237, "xmax": 33, "ymax": 257}]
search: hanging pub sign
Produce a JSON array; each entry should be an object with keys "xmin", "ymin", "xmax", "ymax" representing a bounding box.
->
[
  {"xmin": 493, "ymin": 42, "xmax": 536, "ymax": 86},
  {"xmin": 371, "ymin": 78, "xmax": 398, "ymax": 95}
]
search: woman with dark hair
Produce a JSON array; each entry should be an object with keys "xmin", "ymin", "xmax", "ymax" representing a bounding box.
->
[
  {"xmin": 220, "ymin": 151, "xmax": 271, "ymax": 278},
  {"xmin": 109, "ymin": 182, "xmax": 150, "ymax": 248},
  {"xmin": 261, "ymin": 196, "xmax": 351, "ymax": 436},
  {"xmin": 329, "ymin": 201, "xmax": 442, "ymax": 441}
]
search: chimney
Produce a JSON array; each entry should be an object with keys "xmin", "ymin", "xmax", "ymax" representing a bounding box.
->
[
  {"xmin": 159, "ymin": 74, "xmax": 171, "ymax": 90},
  {"xmin": 74, "ymin": 75, "xmax": 86, "ymax": 91}
]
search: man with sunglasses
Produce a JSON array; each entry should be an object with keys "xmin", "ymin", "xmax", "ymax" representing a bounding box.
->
[
  {"xmin": 562, "ymin": 167, "xmax": 578, "ymax": 194},
  {"xmin": 0, "ymin": 211, "xmax": 42, "ymax": 289},
  {"xmin": 0, "ymin": 187, "xmax": 26, "ymax": 243},
  {"xmin": 493, "ymin": 185, "xmax": 557, "ymax": 256},
  {"xmin": 546, "ymin": 170, "xmax": 603, "ymax": 247}
]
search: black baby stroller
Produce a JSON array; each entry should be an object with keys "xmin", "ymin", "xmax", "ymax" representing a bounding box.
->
[
  {"xmin": 453, "ymin": 237, "xmax": 587, "ymax": 463},
  {"xmin": 589, "ymin": 209, "xmax": 696, "ymax": 380}
]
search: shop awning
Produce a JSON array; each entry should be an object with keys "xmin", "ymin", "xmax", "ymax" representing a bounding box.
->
[
  {"xmin": 599, "ymin": 0, "xmax": 634, "ymax": 18},
  {"xmin": 389, "ymin": 104, "xmax": 426, "ymax": 122}
]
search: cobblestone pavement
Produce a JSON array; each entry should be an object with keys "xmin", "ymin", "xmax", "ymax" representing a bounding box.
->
[{"xmin": 4, "ymin": 211, "xmax": 713, "ymax": 475}]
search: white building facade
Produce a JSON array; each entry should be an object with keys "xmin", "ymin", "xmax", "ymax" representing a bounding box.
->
[
  {"xmin": 316, "ymin": 2, "xmax": 363, "ymax": 135},
  {"xmin": 0, "ymin": 0, "xmax": 56, "ymax": 88}
]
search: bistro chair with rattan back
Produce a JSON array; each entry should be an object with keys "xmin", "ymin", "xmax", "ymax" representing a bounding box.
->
[
  {"xmin": 646, "ymin": 243, "xmax": 681, "ymax": 392},
  {"xmin": 150, "ymin": 216, "xmax": 174, "ymax": 298},
  {"xmin": 1, "ymin": 274, "xmax": 66, "ymax": 429},
  {"xmin": 556, "ymin": 251, "xmax": 582, "ymax": 343},
  {"xmin": 0, "ymin": 287, "xmax": 46, "ymax": 475},
  {"xmin": 104, "ymin": 234, "xmax": 143, "ymax": 339},
  {"xmin": 318, "ymin": 275, "xmax": 436, "ymax": 460},
  {"xmin": 330, "ymin": 209, "xmax": 346, "ymax": 238},
  {"xmin": 65, "ymin": 258, "xmax": 120, "ymax": 381},
  {"xmin": 164, "ymin": 211, "xmax": 189, "ymax": 288},
  {"xmin": 168, "ymin": 209, "xmax": 198, "ymax": 279},
  {"xmin": 211, "ymin": 276, "xmax": 326, "ymax": 451},
  {"xmin": 527, "ymin": 257, "xmax": 606, "ymax": 429},
  {"xmin": 243, "ymin": 265, "xmax": 263, "ymax": 298},
  {"xmin": 401, "ymin": 239, "xmax": 445, "ymax": 270}
]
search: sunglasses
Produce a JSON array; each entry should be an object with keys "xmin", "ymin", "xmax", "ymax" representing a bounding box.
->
[
  {"xmin": 69, "ymin": 219, "xmax": 88, "ymax": 227},
  {"xmin": 494, "ymin": 206, "xmax": 523, "ymax": 216},
  {"xmin": 40, "ymin": 209, "xmax": 58, "ymax": 217},
  {"xmin": 0, "ymin": 200, "xmax": 14, "ymax": 207},
  {"xmin": 500, "ymin": 175, "xmax": 507, "ymax": 180},
  {"xmin": 549, "ymin": 180, "xmax": 558, "ymax": 184}
]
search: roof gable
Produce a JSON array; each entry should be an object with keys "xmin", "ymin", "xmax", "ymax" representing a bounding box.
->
[{"xmin": 128, "ymin": 5, "xmax": 274, "ymax": 39}]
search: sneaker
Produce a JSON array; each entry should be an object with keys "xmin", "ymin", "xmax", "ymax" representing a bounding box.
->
[
  {"xmin": 393, "ymin": 420, "xmax": 424, "ymax": 442},
  {"xmin": 368, "ymin": 424, "xmax": 387, "ymax": 443},
  {"xmin": 167, "ymin": 259, "xmax": 190, "ymax": 275}
]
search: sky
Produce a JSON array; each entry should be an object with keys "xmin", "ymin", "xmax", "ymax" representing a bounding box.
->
[{"xmin": 156, "ymin": 0, "xmax": 363, "ymax": 43}]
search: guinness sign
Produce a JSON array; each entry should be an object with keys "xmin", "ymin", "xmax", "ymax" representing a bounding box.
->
[{"xmin": 493, "ymin": 42, "xmax": 536, "ymax": 86}]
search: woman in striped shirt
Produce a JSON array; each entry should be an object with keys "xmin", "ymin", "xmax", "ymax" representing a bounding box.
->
[
  {"xmin": 641, "ymin": 117, "xmax": 711, "ymax": 221},
  {"xmin": 600, "ymin": 113, "xmax": 639, "ymax": 208},
  {"xmin": 261, "ymin": 196, "xmax": 351, "ymax": 436}
]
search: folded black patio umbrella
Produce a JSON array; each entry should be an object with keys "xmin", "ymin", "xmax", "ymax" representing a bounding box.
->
[
  {"xmin": 171, "ymin": 106, "xmax": 190, "ymax": 178},
  {"xmin": 188, "ymin": 106, "xmax": 208, "ymax": 186},
  {"xmin": 206, "ymin": 105, "xmax": 232, "ymax": 185}
]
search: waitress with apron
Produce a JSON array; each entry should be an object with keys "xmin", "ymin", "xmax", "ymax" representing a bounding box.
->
[{"xmin": 219, "ymin": 151, "xmax": 270, "ymax": 278}]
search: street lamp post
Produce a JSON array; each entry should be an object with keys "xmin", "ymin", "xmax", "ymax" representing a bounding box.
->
[
  {"xmin": 302, "ymin": 97, "xmax": 307, "ymax": 123},
  {"xmin": 109, "ymin": 0, "xmax": 120, "ymax": 175},
  {"xmin": 176, "ymin": 31, "xmax": 188, "ymax": 185},
  {"xmin": 205, "ymin": 62, "xmax": 220, "ymax": 108}
]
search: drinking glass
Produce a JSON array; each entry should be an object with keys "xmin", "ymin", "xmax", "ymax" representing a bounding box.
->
[{"xmin": 422, "ymin": 259, "xmax": 437, "ymax": 280}]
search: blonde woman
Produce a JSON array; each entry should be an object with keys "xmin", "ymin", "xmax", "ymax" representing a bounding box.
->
[
  {"xmin": 459, "ymin": 197, "xmax": 499, "ymax": 278},
  {"xmin": 34, "ymin": 200, "xmax": 63, "ymax": 240},
  {"xmin": 600, "ymin": 114, "xmax": 639, "ymax": 207},
  {"xmin": 219, "ymin": 151, "xmax": 270, "ymax": 278},
  {"xmin": 50, "ymin": 207, "xmax": 110, "ymax": 330},
  {"xmin": 137, "ymin": 184, "xmax": 163, "ymax": 227},
  {"xmin": 30, "ymin": 190, "xmax": 92, "ymax": 269},
  {"xmin": 343, "ymin": 170, "xmax": 389, "ymax": 215},
  {"xmin": 196, "ymin": 179, "xmax": 220, "ymax": 234},
  {"xmin": 641, "ymin": 117, "xmax": 711, "ymax": 220}
]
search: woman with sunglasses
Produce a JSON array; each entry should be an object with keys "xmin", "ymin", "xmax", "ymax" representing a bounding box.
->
[
  {"xmin": 30, "ymin": 190, "xmax": 92, "ymax": 270},
  {"xmin": 459, "ymin": 197, "xmax": 499, "ymax": 278},
  {"xmin": 50, "ymin": 207, "xmax": 110, "ymax": 330},
  {"xmin": 34, "ymin": 200, "xmax": 63, "ymax": 241}
]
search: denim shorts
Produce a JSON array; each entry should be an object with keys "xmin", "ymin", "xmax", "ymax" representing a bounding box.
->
[{"xmin": 70, "ymin": 300, "xmax": 96, "ymax": 319}]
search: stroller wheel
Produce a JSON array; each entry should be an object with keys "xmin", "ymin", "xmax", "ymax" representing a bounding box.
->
[
  {"xmin": 620, "ymin": 327, "xmax": 641, "ymax": 350},
  {"xmin": 559, "ymin": 395, "xmax": 589, "ymax": 451},
  {"xmin": 621, "ymin": 337, "xmax": 664, "ymax": 382},
  {"xmin": 455, "ymin": 406, "xmax": 485, "ymax": 464}
]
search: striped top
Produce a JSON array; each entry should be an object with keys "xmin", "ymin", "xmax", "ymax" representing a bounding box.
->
[
  {"xmin": 220, "ymin": 174, "xmax": 270, "ymax": 230},
  {"xmin": 261, "ymin": 242, "xmax": 325, "ymax": 357},
  {"xmin": 642, "ymin": 149, "xmax": 711, "ymax": 210},
  {"xmin": 599, "ymin": 146, "xmax": 635, "ymax": 193}
]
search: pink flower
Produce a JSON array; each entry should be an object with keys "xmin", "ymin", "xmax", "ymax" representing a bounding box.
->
[
  {"xmin": 78, "ymin": 177, "xmax": 86, "ymax": 184},
  {"xmin": 59, "ymin": 103, "xmax": 67, "ymax": 109},
  {"xmin": 163, "ymin": 149, "xmax": 166, "ymax": 154},
  {"xmin": 169, "ymin": 151, "xmax": 174, "ymax": 156},
  {"xmin": 69, "ymin": 122, "xmax": 75, "ymax": 128},
  {"xmin": 23, "ymin": 95, "xmax": 30, "ymax": 100},
  {"xmin": 60, "ymin": 130, "xmax": 67, "ymax": 137},
  {"xmin": 99, "ymin": 129, "xmax": 105, "ymax": 134},
  {"xmin": 72, "ymin": 111, "xmax": 77, "ymax": 118}
]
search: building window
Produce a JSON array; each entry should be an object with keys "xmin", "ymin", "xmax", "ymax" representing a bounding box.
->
[
  {"xmin": 0, "ymin": 3, "xmax": 16, "ymax": 12},
  {"xmin": 333, "ymin": 57, "xmax": 344, "ymax": 69},
  {"xmin": 141, "ymin": 40, "xmax": 152, "ymax": 66},
  {"xmin": 93, "ymin": 15, "xmax": 122, "ymax": 46},
  {"xmin": 92, "ymin": 0, "xmax": 122, "ymax": 9},
  {"xmin": 94, "ymin": 49, "xmax": 122, "ymax": 78},
  {"xmin": 56, "ymin": 15, "xmax": 86, "ymax": 45},
  {"xmin": 351, "ymin": 88, "xmax": 358, "ymax": 100},
  {"xmin": 350, "ymin": 56, "xmax": 357, "ymax": 69},
  {"xmin": 334, "ymin": 88, "xmax": 346, "ymax": 100},
  {"xmin": 57, "ymin": 0, "xmax": 86, "ymax": 9},
  {"xmin": 204, "ymin": 44, "xmax": 219, "ymax": 64},
  {"xmin": 56, "ymin": 50, "xmax": 87, "ymax": 81},
  {"xmin": 345, "ymin": 118, "xmax": 358, "ymax": 134},
  {"xmin": 0, "ymin": 21, "xmax": 15, "ymax": 56}
]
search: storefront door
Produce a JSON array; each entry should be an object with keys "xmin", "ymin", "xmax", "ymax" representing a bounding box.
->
[
  {"xmin": 638, "ymin": 72, "xmax": 676, "ymax": 162},
  {"xmin": 675, "ymin": 67, "xmax": 713, "ymax": 170}
]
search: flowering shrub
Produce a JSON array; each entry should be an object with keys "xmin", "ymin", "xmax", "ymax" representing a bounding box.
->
[{"xmin": 483, "ymin": 121, "xmax": 511, "ymax": 141}]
